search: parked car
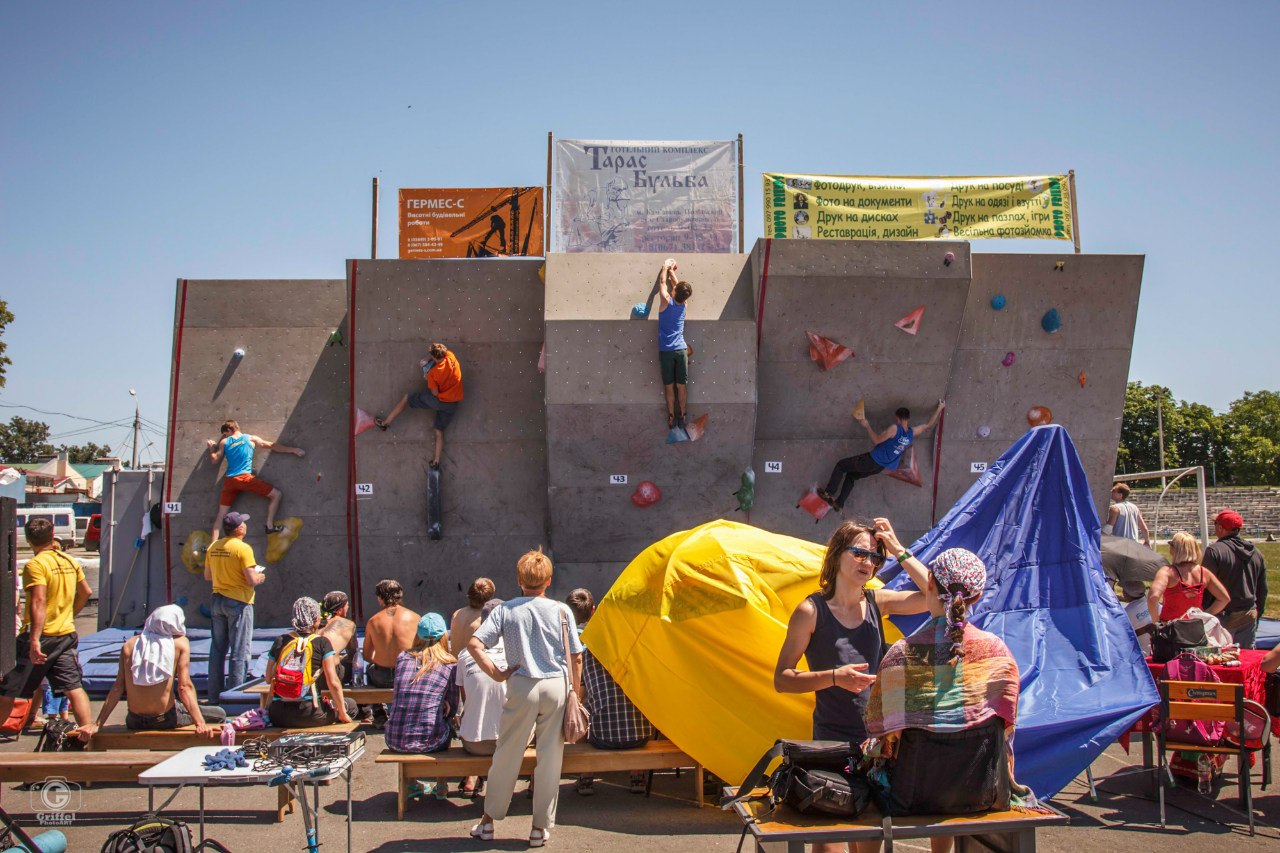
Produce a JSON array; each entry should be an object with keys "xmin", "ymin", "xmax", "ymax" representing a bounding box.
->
[
  {"xmin": 14, "ymin": 507, "xmax": 77, "ymax": 551},
  {"xmin": 84, "ymin": 513, "xmax": 102, "ymax": 552}
]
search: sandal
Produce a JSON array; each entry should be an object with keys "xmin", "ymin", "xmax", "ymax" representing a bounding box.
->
[
  {"xmin": 529, "ymin": 827, "xmax": 551, "ymax": 848},
  {"xmin": 374, "ymin": 416, "xmax": 389, "ymax": 431},
  {"xmin": 667, "ymin": 412, "xmax": 676, "ymax": 428},
  {"xmin": 469, "ymin": 820, "xmax": 494, "ymax": 841}
]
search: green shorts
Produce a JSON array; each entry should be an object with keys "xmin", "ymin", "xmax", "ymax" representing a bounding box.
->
[{"xmin": 659, "ymin": 349, "xmax": 689, "ymax": 386}]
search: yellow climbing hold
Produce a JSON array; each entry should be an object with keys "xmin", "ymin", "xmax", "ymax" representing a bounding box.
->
[
  {"xmin": 266, "ymin": 516, "xmax": 305, "ymax": 564},
  {"xmin": 181, "ymin": 531, "xmax": 211, "ymax": 575}
]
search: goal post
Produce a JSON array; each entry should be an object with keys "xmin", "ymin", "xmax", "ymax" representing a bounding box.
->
[{"xmin": 1111, "ymin": 467, "xmax": 1209, "ymax": 547}]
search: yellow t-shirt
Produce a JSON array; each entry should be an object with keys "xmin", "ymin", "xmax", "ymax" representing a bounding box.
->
[
  {"xmin": 22, "ymin": 549, "xmax": 86, "ymax": 637},
  {"xmin": 207, "ymin": 536, "xmax": 258, "ymax": 605}
]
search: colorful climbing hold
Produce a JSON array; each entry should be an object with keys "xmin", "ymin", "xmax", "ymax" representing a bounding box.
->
[
  {"xmin": 806, "ymin": 331, "xmax": 855, "ymax": 370},
  {"xmin": 631, "ymin": 303, "xmax": 649, "ymax": 319},
  {"xmin": 852, "ymin": 398, "xmax": 866, "ymax": 421},
  {"xmin": 198, "ymin": 603, "xmax": 212, "ymax": 619},
  {"xmin": 734, "ymin": 467, "xmax": 756, "ymax": 512},
  {"xmin": 1041, "ymin": 309, "xmax": 1062, "ymax": 334},
  {"xmin": 1078, "ymin": 370, "xmax": 1087, "ymax": 388},
  {"xmin": 1027, "ymin": 405, "xmax": 1053, "ymax": 426},
  {"xmin": 894, "ymin": 306, "xmax": 925, "ymax": 336},
  {"xmin": 631, "ymin": 481, "xmax": 662, "ymax": 508},
  {"xmin": 990, "ymin": 294, "xmax": 1006, "ymax": 310},
  {"xmin": 977, "ymin": 425, "xmax": 992, "ymax": 438},
  {"xmin": 943, "ymin": 252, "xmax": 955, "ymax": 266},
  {"xmin": 1002, "ymin": 352, "xmax": 1016, "ymax": 367},
  {"xmin": 1054, "ymin": 261, "xmax": 1065, "ymax": 271}
]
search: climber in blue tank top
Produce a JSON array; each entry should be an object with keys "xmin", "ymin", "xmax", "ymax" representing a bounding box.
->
[
  {"xmin": 656, "ymin": 258, "xmax": 694, "ymax": 430},
  {"xmin": 206, "ymin": 419, "xmax": 306, "ymax": 539},
  {"xmin": 819, "ymin": 400, "xmax": 945, "ymax": 513}
]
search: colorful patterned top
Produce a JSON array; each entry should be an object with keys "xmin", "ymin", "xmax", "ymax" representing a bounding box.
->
[
  {"xmin": 385, "ymin": 651, "xmax": 458, "ymax": 754},
  {"xmin": 864, "ymin": 616, "xmax": 1019, "ymax": 738}
]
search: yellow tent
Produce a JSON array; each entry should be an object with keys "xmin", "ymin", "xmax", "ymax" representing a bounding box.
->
[{"xmin": 580, "ymin": 519, "xmax": 900, "ymax": 786}]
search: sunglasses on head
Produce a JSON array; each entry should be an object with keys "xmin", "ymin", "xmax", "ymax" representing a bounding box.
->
[{"xmin": 846, "ymin": 546, "xmax": 886, "ymax": 568}]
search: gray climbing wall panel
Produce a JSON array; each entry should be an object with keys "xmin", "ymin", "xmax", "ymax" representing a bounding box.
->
[
  {"xmin": 165, "ymin": 279, "xmax": 349, "ymax": 626},
  {"xmin": 349, "ymin": 260, "xmax": 548, "ymax": 614},
  {"xmin": 544, "ymin": 253, "xmax": 757, "ymax": 586}
]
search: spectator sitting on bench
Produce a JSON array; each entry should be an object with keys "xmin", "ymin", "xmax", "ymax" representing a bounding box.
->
[
  {"xmin": 386, "ymin": 613, "xmax": 459, "ymax": 766},
  {"xmin": 364, "ymin": 580, "xmax": 421, "ymax": 692},
  {"xmin": 78, "ymin": 604, "xmax": 226, "ymax": 739},
  {"xmin": 451, "ymin": 577, "xmax": 497, "ymax": 796},
  {"xmin": 567, "ymin": 588, "xmax": 651, "ymax": 797},
  {"xmin": 264, "ymin": 597, "xmax": 355, "ymax": 728},
  {"xmin": 319, "ymin": 591, "xmax": 358, "ymax": 685},
  {"xmin": 865, "ymin": 549, "xmax": 1023, "ymax": 853},
  {"xmin": 457, "ymin": 598, "xmax": 507, "ymax": 801}
]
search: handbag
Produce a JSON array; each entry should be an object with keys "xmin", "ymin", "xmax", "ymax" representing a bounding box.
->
[
  {"xmin": 559, "ymin": 613, "xmax": 590, "ymax": 744},
  {"xmin": 1151, "ymin": 619, "xmax": 1210, "ymax": 663},
  {"xmin": 723, "ymin": 739, "xmax": 870, "ymax": 818},
  {"xmin": 872, "ymin": 717, "xmax": 1011, "ymax": 816}
]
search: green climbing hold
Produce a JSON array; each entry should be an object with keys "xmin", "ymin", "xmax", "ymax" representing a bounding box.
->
[
  {"xmin": 328, "ymin": 329, "xmax": 344, "ymax": 346},
  {"xmin": 733, "ymin": 467, "xmax": 756, "ymax": 512}
]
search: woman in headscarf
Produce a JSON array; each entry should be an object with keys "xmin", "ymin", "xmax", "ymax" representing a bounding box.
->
[
  {"xmin": 865, "ymin": 548, "xmax": 1023, "ymax": 852},
  {"xmin": 78, "ymin": 604, "xmax": 226, "ymax": 740},
  {"xmin": 263, "ymin": 597, "xmax": 356, "ymax": 728}
]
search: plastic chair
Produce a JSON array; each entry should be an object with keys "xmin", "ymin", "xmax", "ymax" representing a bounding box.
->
[{"xmin": 1156, "ymin": 680, "xmax": 1260, "ymax": 835}]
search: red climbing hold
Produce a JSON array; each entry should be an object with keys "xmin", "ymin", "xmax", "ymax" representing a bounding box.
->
[
  {"xmin": 685, "ymin": 414, "xmax": 709, "ymax": 442},
  {"xmin": 884, "ymin": 445, "xmax": 923, "ymax": 487},
  {"xmin": 797, "ymin": 487, "xmax": 834, "ymax": 523},
  {"xmin": 631, "ymin": 480, "xmax": 662, "ymax": 508},
  {"xmin": 806, "ymin": 331, "xmax": 855, "ymax": 371},
  {"xmin": 894, "ymin": 306, "xmax": 925, "ymax": 336},
  {"xmin": 354, "ymin": 408, "xmax": 378, "ymax": 436}
]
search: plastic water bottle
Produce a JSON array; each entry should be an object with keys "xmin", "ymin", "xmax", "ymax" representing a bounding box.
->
[
  {"xmin": 221, "ymin": 723, "xmax": 235, "ymax": 746},
  {"xmin": 354, "ymin": 653, "xmax": 367, "ymax": 687},
  {"xmin": 1196, "ymin": 754, "xmax": 1212, "ymax": 794}
]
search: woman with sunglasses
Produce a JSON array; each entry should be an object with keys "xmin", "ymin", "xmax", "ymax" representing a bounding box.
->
[{"xmin": 774, "ymin": 517, "xmax": 933, "ymax": 849}]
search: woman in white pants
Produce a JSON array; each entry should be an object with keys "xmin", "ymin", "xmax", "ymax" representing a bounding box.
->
[{"xmin": 468, "ymin": 547, "xmax": 583, "ymax": 848}]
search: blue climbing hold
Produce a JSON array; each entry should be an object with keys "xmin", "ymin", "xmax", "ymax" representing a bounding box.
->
[
  {"xmin": 198, "ymin": 603, "xmax": 212, "ymax": 618},
  {"xmin": 1041, "ymin": 308, "xmax": 1062, "ymax": 334},
  {"xmin": 990, "ymin": 294, "xmax": 1006, "ymax": 310},
  {"xmin": 175, "ymin": 595, "xmax": 189, "ymax": 607},
  {"xmin": 631, "ymin": 303, "xmax": 649, "ymax": 319}
]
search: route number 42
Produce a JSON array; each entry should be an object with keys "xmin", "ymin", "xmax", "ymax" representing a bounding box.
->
[{"xmin": 354, "ymin": 483, "xmax": 374, "ymax": 496}]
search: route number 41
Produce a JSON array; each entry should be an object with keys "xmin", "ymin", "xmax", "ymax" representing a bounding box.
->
[{"xmin": 163, "ymin": 502, "xmax": 182, "ymax": 515}]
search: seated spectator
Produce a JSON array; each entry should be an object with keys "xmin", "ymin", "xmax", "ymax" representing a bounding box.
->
[
  {"xmin": 264, "ymin": 597, "xmax": 355, "ymax": 728},
  {"xmin": 363, "ymin": 580, "xmax": 421, "ymax": 690},
  {"xmin": 568, "ymin": 588, "xmax": 652, "ymax": 796},
  {"xmin": 1147, "ymin": 532, "xmax": 1231, "ymax": 624},
  {"xmin": 320, "ymin": 591, "xmax": 358, "ymax": 685},
  {"xmin": 866, "ymin": 549, "xmax": 1022, "ymax": 853},
  {"xmin": 78, "ymin": 604, "xmax": 226, "ymax": 738},
  {"xmin": 451, "ymin": 577, "xmax": 496, "ymax": 657},
  {"xmin": 457, "ymin": 598, "xmax": 507, "ymax": 800},
  {"xmin": 386, "ymin": 613, "xmax": 459, "ymax": 755}
]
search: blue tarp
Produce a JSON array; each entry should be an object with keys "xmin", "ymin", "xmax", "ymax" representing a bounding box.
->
[{"xmin": 878, "ymin": 424, "xmax": 1159, "ymax": 799}]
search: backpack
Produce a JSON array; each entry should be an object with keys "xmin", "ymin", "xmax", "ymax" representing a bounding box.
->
[
  {"xmin": 872, "ymin": 717, "xmax": 1011, "ymax": 817},
  {"xmin": 1161, "ymin": 651, "xmax": 1224, "ymax": 746},
  {"xmin": 100, "ymin": 815, "xmax": 234, "ymax": 853},
  {"xmin": 273, "ymin": 633, "xmax": 320, "ymax": 704},
  {"xmin": 722, "ymin": 739, "xmax": 871, "ymax": 818},
  {"xmin": 34, "ymin": 718, "xmax": 86, "ymax": 752},
  {"xmin": 1151, "ymin": 619, "xmax": 1209, "ymax": 663}
]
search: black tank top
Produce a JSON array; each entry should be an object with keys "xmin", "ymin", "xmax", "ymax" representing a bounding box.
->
[{"xmin": 804, "ymin": 590, "xmax": 886, "ymax": 742}]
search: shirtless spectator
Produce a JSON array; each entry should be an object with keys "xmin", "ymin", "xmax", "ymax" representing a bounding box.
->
[
  {"xmin": 320, "ymin": 591, "xmax": 357, "ymax": 685},
  {"xmin": 450, "ymin": 578, "xmax": 496, "ymax": 657},
  {"xmin": 78, "ymin": 605, "xmax": 225, "ymax": 739},
  {"xmin": 363, "ymin": 580, "xmax": 421, "ymax": 690}
]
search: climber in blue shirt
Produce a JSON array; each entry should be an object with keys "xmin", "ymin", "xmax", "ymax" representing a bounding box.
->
[{"xmin": 819, "ymin": 400, "xmax": 945, "ymax": 512}]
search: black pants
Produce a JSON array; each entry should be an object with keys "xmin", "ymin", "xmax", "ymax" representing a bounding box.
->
[
  {"xmin": 366, "ymin": 663, "xmax": 395, "ymax": 688},
  {"xmin": 268, "ymin": 698, "xmax": 358, "ymax": 728},
  {"xmin": 824, "ymin": 452, "xmax": 884, "ymax": 505},
  {"xmin": 0, "ymin": 633, "xmax": 82, "ymax": 697},
  {"xmin": 127, "ymin": 702, "xmax": 228, "ymax": 730}
]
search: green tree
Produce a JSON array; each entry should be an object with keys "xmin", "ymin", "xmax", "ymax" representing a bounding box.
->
[
  {"xmin": 1223, "ymin": 390, "xmax": 1280, "ymax": 485},
  {"xmin": 0, "ymin": 300, "xmax": 12, "ymax": 388},
  {"xmin": 58, "ymin": 442, "xmax": 112, "ymax": 464},
  {"xmin": 0, "ymin": 417, "xmax": 54, "ymax": 463},
  {"xmin": 1173, "ymin": 401, "xmax": 1228, "ymax": 484},
  {"xmin": 1118, "ymin": 382, "xmax": 1182, "ymax": 475}
]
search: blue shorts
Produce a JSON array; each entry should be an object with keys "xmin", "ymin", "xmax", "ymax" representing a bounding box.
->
[{"xmin": 407, "ymin": 389, "xmax": 459, "ymax": 431}]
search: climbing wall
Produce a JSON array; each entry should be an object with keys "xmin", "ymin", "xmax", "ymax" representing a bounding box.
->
[
  {"xmin": 164, "ymin": 279, "xmax": 350, "ymax": 626},
  {"xmin": 349, "ymin": 260, "xmax": 547, "ymax": 614},
  {"xmin": 749, "ymin": 241, "xmax": 972, "ymax": 545},
  {"xmin": 543, "ymin": 253, "xmax": 757, "ymax": 593},
  {"xmin": 937, "ymin": 253, "xmax": 1145, "ymax": 518}
]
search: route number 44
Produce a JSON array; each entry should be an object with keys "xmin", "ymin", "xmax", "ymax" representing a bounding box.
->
[{"xmin": 764, "ymin": 461, "xmax": 782, "ymax": 473}]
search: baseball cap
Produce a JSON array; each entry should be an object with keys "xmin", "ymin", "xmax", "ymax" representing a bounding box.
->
[
  {"xmin": 222, "ymin": 512, "xmax": 251, "ymax": 531},
  {"xmin": 417, "ymin": 612, "xmax": 447, "ymax": 641},
  {"xmin": 1215, "ymin": 509, "xmax": 1244, "ymax": 531}
]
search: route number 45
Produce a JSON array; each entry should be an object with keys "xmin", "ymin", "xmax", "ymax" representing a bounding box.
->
[{"xmin": 970, "ymin": 462, "xmax": 988, "ymax": 474}]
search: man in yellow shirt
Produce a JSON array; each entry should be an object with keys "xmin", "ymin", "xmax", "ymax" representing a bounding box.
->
[
  {"xmin": 0, "ymin": 518, "xmax": 94, "ymax": 728},
  {"xmin": 203, "ymin": 511, "xmax": 265, "ymax": 702}
]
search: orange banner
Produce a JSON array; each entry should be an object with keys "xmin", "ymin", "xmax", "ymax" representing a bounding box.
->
[{"xmin": 398, "ymin": 187, "xmax": 545, "ymax": 258}]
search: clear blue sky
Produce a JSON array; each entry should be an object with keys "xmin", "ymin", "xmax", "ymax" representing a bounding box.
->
[{"xmin": 2, "ymin": 1, "xmax": 1276, "ymax": 462}]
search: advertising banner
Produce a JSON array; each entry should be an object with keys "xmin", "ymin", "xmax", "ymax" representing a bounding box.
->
[
  {"xmin": 555, "ymin": 139, "xmax": 738, "ymax": 253},
  {"xmin": 399, "ymin": 187, "xmax": 545, "ymax": 258},
  {"xmin": 763, "ymin": 174, "xmax": 1074, "ymax": 242}
]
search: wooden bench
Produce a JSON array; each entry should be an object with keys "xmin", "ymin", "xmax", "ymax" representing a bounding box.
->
[
  {"xmin": 244, "ymin": 683, "xmax": 394, "ymax": 705},
  {"xmin": 0, "ymin": 751, "xmax": 176, "ymax": 804},
  {"xmin": 729, "ymin": 790, "xmax": 1068, "ymax": 852},
  {"xmin": 87, "ymin": 721, "xmax": 358, "ymax": 751},
  {"xmin": 377, "ymin": 739, "xmax": 704, "ymax": 819}
]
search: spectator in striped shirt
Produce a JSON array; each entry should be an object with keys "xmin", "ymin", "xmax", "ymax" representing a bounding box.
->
[{"xmin": 567, "ymin": 589, "xmax": 653, "ymax": 796}]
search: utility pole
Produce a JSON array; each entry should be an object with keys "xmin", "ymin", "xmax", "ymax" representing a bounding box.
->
[
  {"xmin": 1157, "ymin": 399, "xmax": 1166, "ymax": 490},
  {"xmin": 129, "ymin": 389, "xmax": 139, "ymax": 469}
]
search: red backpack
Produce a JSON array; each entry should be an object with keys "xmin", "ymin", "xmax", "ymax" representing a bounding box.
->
[{"xmin": 1161, "ymin": 652, "xmax": 1225, "ymax": 747}]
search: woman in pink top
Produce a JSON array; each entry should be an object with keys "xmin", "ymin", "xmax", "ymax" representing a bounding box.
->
[{"xmin": 1147, "ymin": 532, "xmax": 1231, "ymax": 623}]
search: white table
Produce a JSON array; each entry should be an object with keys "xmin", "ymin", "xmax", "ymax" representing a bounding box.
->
[{"xmin": 138, "ymin": 744, "xmax": 363, "ymax": 852}]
